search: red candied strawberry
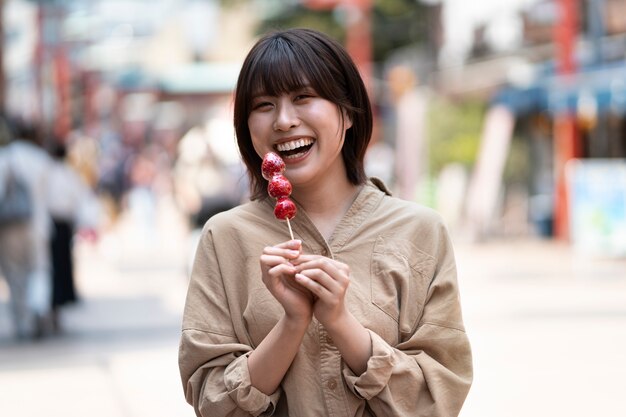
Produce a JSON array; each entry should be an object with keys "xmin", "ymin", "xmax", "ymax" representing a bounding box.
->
[
  {"xmin": 261, "ymin": 152, "xmax": 285, "ymax": 180},
  {"xmin": 274, "ymin": 197, "xmax": 297, "ymax": 221},
  {"xmin": 268, "ymin": 174, "xmax": 292, "ymax": 199}
]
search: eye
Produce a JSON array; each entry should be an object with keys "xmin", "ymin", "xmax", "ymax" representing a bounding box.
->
[
  {"xmin": 294, "ymin": 90, "xmax": 316, "ymax": 102},
  {"xmin": 252, "ymin": 100, "xmax": 273, "ymax": 111}
]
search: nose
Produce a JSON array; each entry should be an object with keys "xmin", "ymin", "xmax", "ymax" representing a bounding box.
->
[{"xmin": 273, "ymin": 101, "xmax": 299, "ymax": 131}]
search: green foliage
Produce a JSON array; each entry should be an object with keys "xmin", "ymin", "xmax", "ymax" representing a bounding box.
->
[
  {"xmin": 427, "ymin": 98, "xmax": 485, "ymax": 176},
  {"xmin": 371, "ymin": 0, "xmax": 433, "ymax": 61},
  {"xmin": 255, "ymin": 0, "xmax": 433, "ymax": 63},
  {"xmin": 504, "ymin": 134, "xmax": 530, "ymax": 186},
  {"xmin": 428, "ymin": 98, "xmax": 529, "ymax": 186},
  {"xmin": 257, "ymin": 6, "xmax": 345, "ymax": 42},
  {"xmin": 219, "ymin": 0, "xmax": 250, "ymax": 7}
]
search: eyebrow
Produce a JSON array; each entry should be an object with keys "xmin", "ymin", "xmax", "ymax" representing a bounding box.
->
[{"xmin": 251, "ymin": 83, "xmax": 314, "ymax": 99}]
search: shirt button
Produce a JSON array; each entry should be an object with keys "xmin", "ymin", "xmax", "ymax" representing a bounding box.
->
[
  {"xmin": 327, "ymin": 379, "xmax": 337, "ymax": 390},
  {"xmin": 321, "ymin": 248, "xmax": 329, "ymax": 256},
  {"xmin": 324, "ymin": 335, "xmax": 333, "ymax": 345}
]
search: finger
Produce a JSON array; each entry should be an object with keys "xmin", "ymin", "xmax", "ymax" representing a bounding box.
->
[
  {"xmin": 291, "ymin": 254, "xmax": 349, "ymax": 274},
  {"xmin": 307, "ymin": 265, "xmax": 351, "ymax": 295},
  {"xmin": 294, "ymin": 272, "xmax": 332, "ymax": 299},
  {"xmin": 263, "ymin": 245, "xmax": 301, "ymax": 261},
  {"xmin": 262, "ymin": 263, "xmax": 296, "ymax": 286},
  {"xmin": 260, "ymin": 253, "xmax": 294, "ymax": 268},
  {"xmin": 273, "ymin": 239, "xmax": 302, "ymax": 251},
  {"xmin": 262, "ymin": 246, "xmax": 300, "ymax": 260},
  {"xmin": 289, "ymin": 253, "xmax": 319, "ymax": 266},
  {"xmin": 295, "ymin": 257, "xmax": 349, "ymax": 282},
  {"xmin": 269, "ymin": 262, "xmax": 297, "ymax": 277}
]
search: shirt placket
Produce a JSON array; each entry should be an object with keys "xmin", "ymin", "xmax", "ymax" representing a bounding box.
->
[
  {"xmin": 292, "ymin": 194, "xmax": 377, "ymax": 417},
  {"xmin": 313, "ymin": 243, "xmax": 344, "ymax": 416},
  {"xmin": 318, "ymin": 321, "xmax": 347, "ymax": 417}
]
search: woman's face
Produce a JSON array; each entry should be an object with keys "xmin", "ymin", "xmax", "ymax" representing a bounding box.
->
[{"xmin": 247, "ymin": 84, "xmax": 352, "ymax": 190}]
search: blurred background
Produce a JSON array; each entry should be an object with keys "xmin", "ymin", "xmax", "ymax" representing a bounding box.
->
[{"xmin": 0, "ymin": 0, "xmax": 624, "ymax": 416}]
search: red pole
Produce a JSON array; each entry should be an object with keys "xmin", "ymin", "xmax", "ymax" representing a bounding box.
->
[
  {"xmin": 0, "ymin": 0, "xmax": 5, "ymax": 114},
  {"xmin": 554, "ymin": 0, "xmax": 577, "ymax": 75},
  {"xmin": 344, "ymin": 0, "xmax": 372, "ymax": 90},
  {"xmin": 34, "ymin": 4, "xmax": 45, "ymax": 123},
  {"xmin": 552, "ymin": 0, "xmax": 580, "ymax": 240},
  {"xmin": 82, "ymin": 71, "xmax": 99, "ymax": 137},
  {"xmin": 53, "ymin": 46, "xmax": 71, "ymax": 141},
  {"xmin": 302, "ymin": 0, "xmax": 372, "ymax": 88}
]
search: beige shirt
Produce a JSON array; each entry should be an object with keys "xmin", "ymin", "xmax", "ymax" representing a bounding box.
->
[{"xmin": 179, "ymin": 179, "xmax": 472, "ymax": 417}]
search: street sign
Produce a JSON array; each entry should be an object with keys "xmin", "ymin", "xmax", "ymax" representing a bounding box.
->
[{"xmin": 567, "ymin": 158, "xmax": 626, "ymax": 257}]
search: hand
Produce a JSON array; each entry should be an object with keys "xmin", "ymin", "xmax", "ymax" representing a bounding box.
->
[
  {"xmin": 292, "ymin": 255, "xmax": 372, "ymax": 375},
  {"xmin": 291, "ymin": 255, "xmax": 351, "ymax": 328},
  {"xmin": 260, "ymin": 240, "xmax": 314, "ymax": 324},
  {"xmin": 77, "ymin": 228, "xmax": 99, "ymax": 243}
]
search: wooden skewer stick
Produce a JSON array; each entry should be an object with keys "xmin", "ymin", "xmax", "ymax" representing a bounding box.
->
[{"xmin": 286, "ymin": 217, "xmax": 294, "ymax": 240}]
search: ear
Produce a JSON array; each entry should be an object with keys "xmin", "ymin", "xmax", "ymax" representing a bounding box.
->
[{"xmin": 343, "ymin": 109, "xmax": 353, "ymax": 130}]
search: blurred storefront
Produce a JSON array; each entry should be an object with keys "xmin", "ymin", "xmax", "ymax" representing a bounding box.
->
[
  {"xmin": 498, "ymin": 0, "xmax": 626, "ymax": 256},
  {"xmin": 2, "ymin": 0, "xmax": 254, "ymax": 226},
  {"xmin": 436, "ymin": 0, "xmax": 626, "ymax": 256}
]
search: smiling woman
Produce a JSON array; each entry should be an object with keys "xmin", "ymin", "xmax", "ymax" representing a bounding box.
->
[
  {"xmin": 234, "ymin": 28, "xmax": 371, "ymax": 201},
  {"xmin": 179, "ymin": 28, "xmax": 472, "ymax": 417}
]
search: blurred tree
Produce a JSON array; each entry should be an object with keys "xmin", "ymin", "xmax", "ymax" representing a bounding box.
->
[
  {"xmin": 246, "ymin": 0, "xmax": 435, "ymax": 63},
  {"xmin": 0, "ymin": 0, "xmax": 4, "ymax": 113},
  {"xmin": 503, "ymin": 133, "xmax": 530, "ymax": 187},
  {"xmin": 427, "ymin": 98, "xmax": 485, "ymax": 176}
]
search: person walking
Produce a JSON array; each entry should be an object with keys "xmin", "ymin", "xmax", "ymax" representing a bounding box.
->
[
  {"xmin": 0, "ymin": 119, "xmax": 53, "ymax": 339},
  {"xmin": 46, "ymin": 141, "xmax": 99, "ymax": 332},
  {"xmin": 178, "ymin": 28, "xmax": 472, "ymax": 416}
]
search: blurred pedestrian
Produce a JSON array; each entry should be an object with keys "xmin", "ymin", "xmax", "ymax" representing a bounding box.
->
[
  {"xmin": 173, "ymin": 115, "xmax": 247, "ymax": 273},
  {"xmin": 46, "ymin": 141, "xmax": 100, "ymax": 332},
  {"xmin": 0, "ymin": 118, "xmax": 53, "ymax": 340},
  {"xmin": 173, "ymin": 115, "xmax": 246, "ymax": 230},
  {"xmin": 179, "ymin": 28, "xmax": 472, "ymax": 417}
]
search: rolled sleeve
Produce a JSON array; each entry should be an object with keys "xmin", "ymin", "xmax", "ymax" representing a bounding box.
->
[
  {"xmin": 342, "ymin": 330, "xmax": 396, "ymax": 400},
  {"xmin": 224, "ymin": 353, "xmax": 281, "ymax": 416}
]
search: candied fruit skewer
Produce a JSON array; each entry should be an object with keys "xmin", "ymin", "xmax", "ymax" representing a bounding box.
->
[
  {"xmin": 263, "ymin": 152, "xmax": 296, "ymax": 240},
  {"xmin": 261, "ymin": 152, "xmax": 286, "ymax": 180},
  {"xmin": 274, "ymin": 197, "xmax": 296, "ymax": 240}
]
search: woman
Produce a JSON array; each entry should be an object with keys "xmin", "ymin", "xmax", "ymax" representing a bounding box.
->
[{"xmin": 179, "ymin": 28, "xmax": 472, "ymax": 417}]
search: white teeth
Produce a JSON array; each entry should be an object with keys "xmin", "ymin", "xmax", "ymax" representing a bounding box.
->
[
  {"xmin": 276, "ymin": 138, "xmax": 314, "ymax": 152},
  {"xmin": 284, "ymin": 150, "xmax": 307, "ymax": 160}
]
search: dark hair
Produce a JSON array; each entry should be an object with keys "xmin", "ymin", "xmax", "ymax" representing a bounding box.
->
[
  {"xmin": 50, "ymin": 141, "xmax": 68, "ymax": 160},
  {"xmin": 9, "ymin": 117, "xmax": 42, "ymax": 145},
  {"xmin": 233, "ymin": 28, "xmax": 373, "ymax": 200}
]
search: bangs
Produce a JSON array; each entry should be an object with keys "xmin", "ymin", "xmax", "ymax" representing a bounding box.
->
[{"xmin": 246, "ymin": 37, "xmax": 329, "ymax": 97}]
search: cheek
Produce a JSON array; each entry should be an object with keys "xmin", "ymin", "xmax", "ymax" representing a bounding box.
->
[
  {"xmin": 248, "ymin": 116, "xmax": 268, "ymax": 146},
  {"xmin": 310, "ymin": 105, "xmax": 346, "ymax": 134},
  {"xmin": 247, "ymin": 114, "xmax": 262, "ymax": 135},
  {"xmin": 248, "ymin": 111, "xmax": 275, "ymax": 130}
]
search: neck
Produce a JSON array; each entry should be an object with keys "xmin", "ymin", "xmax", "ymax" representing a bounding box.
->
[{"xmin": 292, "ymin": 179, "xmax": 362, "ymax": 241}]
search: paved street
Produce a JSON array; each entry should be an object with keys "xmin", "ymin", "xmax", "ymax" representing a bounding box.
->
[
  {"xmin": 457, "ymin": 239, "xmax": 626, "ymax": 417},
  {"xmin": 0, "ymin": 200, "xmax": 196, "ymax": 417},
  {"xmin": 1, "ymin": 203, "xmax": 625, "ymax": 417}
]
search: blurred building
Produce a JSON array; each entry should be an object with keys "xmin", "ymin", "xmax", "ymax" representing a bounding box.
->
[
  {"xmin": 3, "ymin": 0, "xmax": 257, "ymax": 139},
  {"xmin": 435, "ymin": 0, "xmax": 626, "ymax": 257},
  {"xmin": 2, "ymin": 0, "xmax": 261, "ymax": 226}
]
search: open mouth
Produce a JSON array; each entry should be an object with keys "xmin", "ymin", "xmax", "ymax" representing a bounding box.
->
[{"xmin": 275, "ymin": 138, "xmax": 315, "ymax": 160}]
